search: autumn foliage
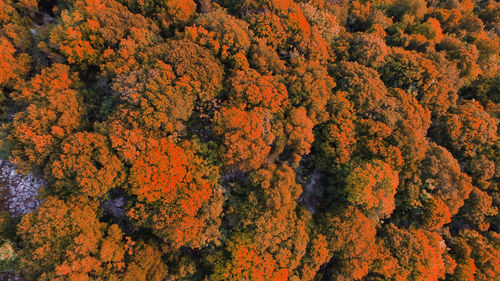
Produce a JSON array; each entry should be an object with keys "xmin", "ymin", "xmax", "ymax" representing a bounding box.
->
[{"xmin": 0, "ymin": 0, "xmax": 498, "ymax": 280}]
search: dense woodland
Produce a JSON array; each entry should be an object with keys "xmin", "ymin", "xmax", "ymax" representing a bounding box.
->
[{"xmin": 0, "ymin": 0, "xmax": 499, "ymax": 280}]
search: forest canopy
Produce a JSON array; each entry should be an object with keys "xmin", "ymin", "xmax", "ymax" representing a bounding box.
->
[{"xmin": 0, "ymin": 0, "xmax": 499, "ymax": 280}]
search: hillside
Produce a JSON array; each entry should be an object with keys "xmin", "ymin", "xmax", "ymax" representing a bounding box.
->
[{"xmin": 0, "ymin": 0, "xmax": 499, "ymax": 280}]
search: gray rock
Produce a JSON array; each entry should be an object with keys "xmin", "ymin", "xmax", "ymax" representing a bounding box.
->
[{"xmin": 0, "ymin": 160, "xmax": 44, "ymax": 217}]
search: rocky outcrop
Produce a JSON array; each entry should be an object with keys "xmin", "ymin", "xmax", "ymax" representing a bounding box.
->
[{"xmin": 0, "ymin": 160, "xmax": 45, "ymax": 217}]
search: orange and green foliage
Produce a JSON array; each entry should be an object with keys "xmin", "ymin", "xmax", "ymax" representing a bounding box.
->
[
  {"xmin": 322, "ymin": 207, "xmax": 379, "ymax": 280},
  {"xmin": 434, "ymin": 99, "xmax": 498, "ymax": 158},
  {"xmin": 16, "ymin": 196, "xmax": 128, "ymax": 280},
  {"xmin": 127, "ymin": 138, "xmax": 224, "ymax": 249},
  {"xmin": 0, "ymin": 37, "xmax": 30, "ymax": 88},
  {"xmin": 120, "ymin": 0, "xmax": 196, "ymax": 31},
  {"xmin": 112, "ymin": 59, "xmax": 197, "ymax": 132},
  {"xmin": 47, "ymin": 131, "xmax": 125, "ymax": 198},
  {"xmin": 420, "ymin": 196, "xmax": 452, "ymax": 231},
  {"xmin": 7, "ymin": 63, "xmax": 85, "ymax": 173},
  {"xmin": 121, "ymin": 241, "xmax": 168, "ymax": 281},
  {"xmin": 421, "ymin": 143, "xmax": 474, "ymax": 215},
  {"xmin": 0, "ymin": 0, "xmax": 498, "ymax": 280},
  {"xmin": 380, "ymin": 223, "xmax": 447, "ymax": 281},
  {"xmin": 344, "ymin": 160, "xmax": 399, "ymax": 219},
  {"xmin": 211, "ymin": 164, "xmax": 313, "ymax": 281},
  {"xmin": 49, "ymin": 0, "xmax": 159, "ymax": 68}
]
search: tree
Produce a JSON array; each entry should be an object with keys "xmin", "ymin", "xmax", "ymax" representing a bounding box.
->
[
  {"xmin": 46, "ymin": 131, "xmax": 125, "ymax": 199},
  {"xmin": 448, "ymin": 230, "xmax": 500, "ymax": 281},
  {"xmin": 112, "ymin": 59, "xmax": 197, "ymax": 133},
  {"xmin": 466, "ymin": 154, "xmax": 496, "ymax": 189},
  {"xmin": 299, "ymin": 2, "xmax": 342, "ymax": 45},
  {"xmin": 0, "ymin": 36, "xmax": 30, "ymax": 120},
  {"xmin": 437, "ymin": 35, "xmax": 482, "ymax": 84},
  {"xmin": 0, "ymin": 0, "xmax": 34, "ymax": 51},
  {"xmin": 313, "ymin": 91, "xmax": 357, "ymax": 168},
  {"xmin": 214, "ymin": 69, "xmax": 288, "ymax": 171},
  {"xmin": 214, "ymin": 106, "xmax": 273, "ymax": 171},
  {"xmin": 183, "ymin": 8, "xmax": 251, "ymax": 61},
  {"xmin": 378, "ymin": 48, "xmax": 438, "ymax": 100},
  {"xmin": 412, "ymin": 18, "xmax": 444, "ymax": 43},
  {"xmin": 383, "ymin": 88, "xmax": 431, "ymax": 177},
  {"xmin": 2, "ymin": 0, "xmax": 500, "ymax": 280},
  {"xmin": 344, "ymin": 160, "xmax": 399, "ymax": 220},
  {"xmin": 349, "ymin": 32, "xmax": 389, "ymax": 68},
  {"xmin": 16, "ymin": 196, "xmax": 128, "ymax": 280},
  {"xmin": 420, "ymin": 143, "xmax": 474, "ymax": 215},
  {"xmin": 226, "ymin": 68, "xmax": 288, "ymax": 114},
  {"xmin": 49, "ymin": 0, "xmax": 159, "ymax": 68},
  {"xmin": 346, "ymin": 0, "xmax": 373, "ymax": 32},
  {"xmin": 249, "ymin": 38, "xmax": 287, "ymax": 75},
  {"xmin": 211, "ymin": 234, "xmax": 291, "ymax": 281},
  {"xmin": 295, "ymin": 232, "xmax": 330, "ymax": 281},
  {"xmin": 389, "ymin": 0, "xmax": 428, "ymax": 21},
  {"xmin": 96, "ymin": 104, "xmax": 224, "ymax": 251},
  {"xmin": 379, "ymin": 224, "xmax": 446, "ymax": 281},
  {"xmin": 0, "ymin": 211, "xmax": 15, "ymax": 241},
  {"xmin": 126, "ymin": 138, "xmax": 223, "ymax": 250},
  {"xmin": 458, "ymin": 187, "xmax": 497, "ymax": 232},
  {"xmin": 433, "ymin": 99, "xmax": 498, "ymax": 159},
  {"xmin": 459, "ymin": 76, "xmax": 500, "ymax": 109},
  {"xmin": 330, "ymin": 61, "xmax": 388, "ymax": 113},
  {"xmin": 0, "ymin": 37, "xmax": 30, "ymax": 88},
  {"xmin": 322, "ymin": 207, "xmax": 378, "ymax": 280},
  {"xmin": 8, "ymin": 63, "xmax": 85, "ymax": 173},
  {"xmin": 284, "ymin": 107, "xmax": 315, "ymax": 164},
  {"xmin": 286, "ymin": 60, "xmax": 334, "ymax": 122},
  {"xmin": 447, "ymin": 235, "xmax": 477, "ymax": 281},
  {"xmin": 121, "ymin": 241, "xmax": 168, "ymax": 281},
  {"xmin": 123, "ymin": 0, "xmax": 196, "ymax": 30},
  {"xmin": 211, "ymin": 164, "xmax": 311, "ymax": 281},
  {"xmin": 420, "ymin": 196, "xmax": 452, "ymax": 231},
  {"xmin": 247, "ymin": 11, "xmax": 289, "ymax": 50},
  {"xmin": 354, "ymin": 118, "xmax": 403, "ymax": 169},
  {"xmin": 155, "ymin": 40, "xmax": 224, "ymax": 102}
]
